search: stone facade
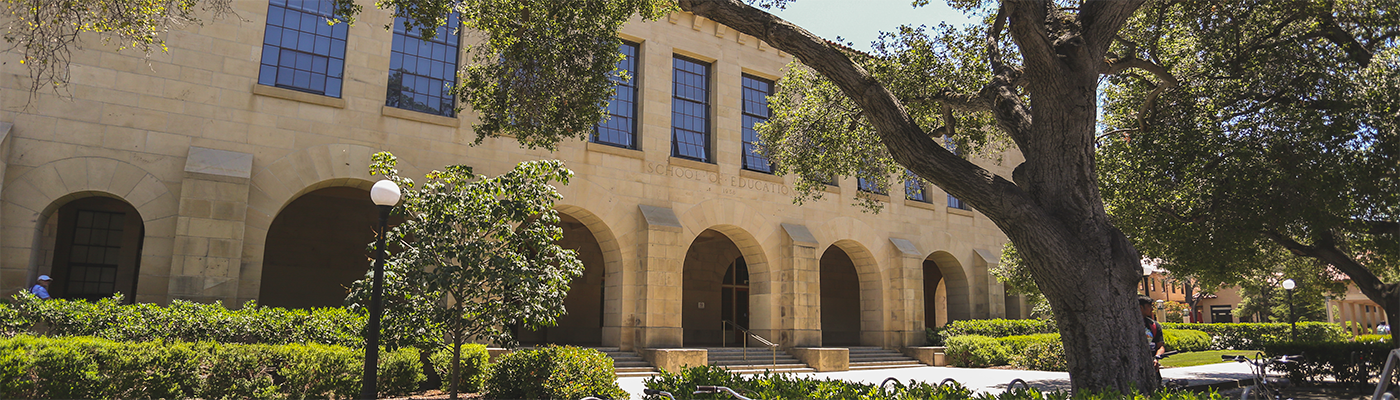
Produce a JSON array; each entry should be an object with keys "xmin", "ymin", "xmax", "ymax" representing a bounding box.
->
[{"xmin": 0, "ymin": 4, "xmax": 1022, "ymax": 350}]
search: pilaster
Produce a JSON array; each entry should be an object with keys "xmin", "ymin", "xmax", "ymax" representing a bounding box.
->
[
  {"xmin": 167, "ymin": 147, "xmax": 253, "ymax": 304},
  {"xmin": 636, "ymin": 204, "xmax": 684, "ymax": 348},
  {"xmin": 780, "ymin": 223, "xmax": 820, "ymax": 347}
]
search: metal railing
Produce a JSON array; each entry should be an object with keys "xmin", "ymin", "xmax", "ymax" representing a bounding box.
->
[{"xmin": 721, "ymin": 320, "xmax": 779, "ymax": 367}]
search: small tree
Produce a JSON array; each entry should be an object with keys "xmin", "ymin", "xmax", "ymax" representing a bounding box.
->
[{"xmin": 349, "ymin": 152, "xmax": 582, "ymax": 399}]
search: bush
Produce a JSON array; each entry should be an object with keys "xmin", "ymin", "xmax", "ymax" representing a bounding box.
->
[
  {"xmin": 925, "ymin": 326, "xmax": 944, "ymax": 346},
  {"xmin": 0, "ymin": 335, "xmax": 423, "ymax": 399},
  {"xmin": 1160, "ymin": 322, "xmax": 1347, "ymax": 349},
  {"xmin": 1163, "ymin": 329, "xmax": 1212, "ymax": 353},
  {"xmin": 0, "ymin": 293, "xmax": 365, "ymax": 347},
  {"xmin": 996, "ymin": 333, "xmax": 1060, "ymax": 354},
  {"xmin": 939, "ymin": 319, "xmax": 1057, "ymax": 340},
  {"xmin": 1355, "ymin": 334, "xmax": 1391, "ymax": 344},
  {"xmin": 1262, "ymin": 341, "xmax": 1393, "ymax": 386},
  {"xmin": 1012, "ymin": 339, "xmax": 1068, "ymax": 372},
  {"xmin": 486, "ymin": 345, "xmax": 627, "ymax": 400},
  {"xmin": 944, "ymin": 335, "xmax": 1010, "ymax": 367},
  {"xmin": 431, "ymin": 344, "xmax": 491, "ymax": 393}
]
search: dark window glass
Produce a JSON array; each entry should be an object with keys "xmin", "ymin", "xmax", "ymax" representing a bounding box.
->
[
  {"xmin": 258, "ymin": 0, "xmax": 348, "ymax": 97},
  {"xmin": 741, "ymin": 75, "xmax": 774, "ymax": 173},
  {"xmin": 858, "ymin": 174, "xmax": 887, "ymax": 195},
  {"xmin": 672, "ymin": 56, "xmax": 710, "ymax": 162},
  {"xmin": 66, "ymin": 210, "xmax": 124, "ymax": 301},
  {"xmin": 593, "ymin": 41, "xmax": 639, "ymax": 148},
  {"xmin": 386, "ymin": 14, "xmax": 460, "ymax": 117},
  {"xmin": 905, "ymin": 170, "xmax": 929, "ymax": 203},
  {"xmin": 944, "ymin": 138, "xmax": 970, "ymax": 210}
]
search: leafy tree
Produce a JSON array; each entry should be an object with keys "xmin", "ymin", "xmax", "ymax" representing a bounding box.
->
[
  {"xmin": 348, "ymin": 152, "xmax": 582, "ymax": 399},
  {"xmin": 1097, "ymin": 0, "xmax": 1399, "ymax": 343}
]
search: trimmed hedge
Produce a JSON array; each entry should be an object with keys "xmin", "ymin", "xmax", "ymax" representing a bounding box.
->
[
  {"xmin": 944, "ymin": 335, "xmax": 1010, "ymax": 367},
  {"xmin": 1161, "ymin": 322, "xmax": 1347, "ymax": 350},
  {"xmin": 0, "ymin": 335, "xmax": 422, "ymax": 399},
  {"xmin": 0, "ymin": 294, "xmax": 365, "ymax": 348},
  {"xmin": 642, "ymin": 365, "xmax": 1228, "ymax": 399},
  {"xmin": 939, "ymin": 319, "xmax": 1057, "ymax": 340},
  {"xmin": 1163, "ymin": 329, "xmax": 1212, "ymax": 353},
  {"xmin": 431, "ymin": 344, "xmax": 491, "ymax": 393},
  {"xmin": 1262, "ymin": 341, "xmax": 1393, "ymax": 385},
  {"xmin": 487, "ymin": 345, "xmax": 627, "ymax": 400}
]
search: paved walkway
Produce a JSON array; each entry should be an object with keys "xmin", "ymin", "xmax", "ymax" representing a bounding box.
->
[{"xmin": 618, "ymin": 362, "xmax": 1258, "ymax": 398}]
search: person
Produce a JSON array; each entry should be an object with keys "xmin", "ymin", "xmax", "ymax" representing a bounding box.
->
[
  {"xmin": 1380, "ymin": 322, "xmax": 1391, "ymax": 334},
  {"xmin": 1140, "ymin": 296, "xmax": 1166, "ymax": 366},
  {"xmin": 30, "ymin": 275, "xmax": 53, "ymax": 300}
]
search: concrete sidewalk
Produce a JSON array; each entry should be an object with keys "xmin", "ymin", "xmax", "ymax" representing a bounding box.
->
[{"xmin": 618, "ymin": 362, "xmax": 1257, "ymax": 398}]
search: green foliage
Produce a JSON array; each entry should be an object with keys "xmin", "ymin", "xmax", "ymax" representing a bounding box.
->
[
  {"xmin": 0, "ymin": 293, "xmax": 365, "ymax": 347},
  {"xmin": 642, "ymin": 365, "xmax": 1227, "ymax": 399},
  {"xmin": 431, "ymin": 344, "xmax": 490, "ymax": 393},
  {"xmin": 925, "ymin": 327, "xmax": 944, "ymax": 346},
  {"xmin": 1012, "ymin": 339, "xmax": 1068, "ymax": 372},
  {"xmin": 486, "ymin": 345, "xmax": 626, "ymax": 400},
  {"xmin": 996, "ymin": 333, "xmax": 1060, "ymax": 354},
  {"xmin": 1262, "ymin": 341, "xmax": 1393, "ymax": 386},
  {"xmin": 1162, "ymin": 329, "xmax": 1211, "ymax": 353},
  {"xmin": 1355, "ymin": 334, "xmax": 1391, "ymax": 344},
  {"xmin": 939, "ymin": 319, "xmax": 1058, "ymax": 340},
  {"xmin": 944, "ymin": 335, "xmax": 1010, "ymax": 368},
  {"xmin": 0, "ymin": 335, "xmax": 424, "ymax": 399},
  {"xmin": 1160, "ymin": 322, "xmax": 1348, "ymax": 350}
]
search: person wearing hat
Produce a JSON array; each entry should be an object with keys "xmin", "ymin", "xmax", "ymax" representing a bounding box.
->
[
  {"xmin": 31, "ymin": 275, "xmax": 53, "ymax": 300},
  {"xmin": 1140, "ymin": 295, "xmax": 1165, "ymax": 367}
]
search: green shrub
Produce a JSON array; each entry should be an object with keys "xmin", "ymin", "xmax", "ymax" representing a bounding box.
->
[
  {"xmin": 1160, "ymin": 322, "xmax": 1347, "ymax": 349},
  {"xmin": 379, "ymin": 347, "xmax": 426, "ymax": 396},
  {"xmin": 925, "ymin": 326, "xmax": 944, "ymax": 346},
  {"xmin": 1163, "ymin": 329, "xmax": 1212, "ymax": 352},
  {"xmin": 939, "ymin": 319, "xmax": 1057, "ymax": 340},
  {"xmin": 432, "ymin": 344, "xmax": 491, "ymax": 393},
  {"xmin": 1355, "ymin": 334, "xmax": 1391, "ymax": 344},
  {"xmin": 1262, "ymin": 341, "xmax": 1392, "ymax": 385},
  {"xmin": 1012, "ymin": 339, "xmax": 1068, "ymax": 372},
  {"xmin": 944, "ymin": 335, "xmax": 1010, "ymax": 367},
  {"xmin": 996, "ymin": 333, "xmax": 1060, "ymax": 353},
  {"xmin": 487, "ymin": 345, "xmax": 627, "ymax": 400}
]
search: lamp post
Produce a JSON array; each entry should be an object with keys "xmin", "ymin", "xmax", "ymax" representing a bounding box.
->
[
  {"xmin": 1142, "ymin": 265, "xmax": 1153, "ymax": 296},
  {"xmin": 361, "ymin": 180, "xmax": 401, "ymax": 400},
  {"xmin": 1155, "ymin": 299, "xmax": 1166, "ymax": 322},
  {"xmin": 1282, "ymin": 279, "xmax": 1297, "ymax": 342}
]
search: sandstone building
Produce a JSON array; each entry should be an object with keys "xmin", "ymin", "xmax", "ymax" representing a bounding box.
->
[{"xmin": 0, "ymin": 1, "xmax": 1023, "ymax": 352}]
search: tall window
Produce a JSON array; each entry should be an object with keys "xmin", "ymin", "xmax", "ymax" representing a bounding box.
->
[
  {"xmin": 945, "ymin": 138, "xmax": 971, "ymax": 210},
  {"xmin": 905, "ymin": 170, "xmax": 930, "ymax": 203},
  {"xmin": 741, "ymin": 75, "xmax": 774, "ymax": 172},
  {"xmin": 258, "ymin": 0, "xmax": 348, "ymax": 97},
  {"xmin": 857, "ymin": 173, "xmax": 887, "ymax": 195},
  {"xmin": 386, "ymin": 14, "xmax": 461, "ymax": 117},
  {"xmin": 672, "ymin": 56, "xmax": 711, "ymax": 162},
  {"xmin": 66, "ymin": 210, "xmax": 125, "ymax": 301},
  {"xmin": 593, "ymin": 41, "xmax": 639, "ymax": 148}
]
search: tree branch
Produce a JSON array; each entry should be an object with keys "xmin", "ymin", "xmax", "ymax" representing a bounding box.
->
[
  {"xmin": 1080, "ymin": 0, "xmax": 1149, "ymax": 54},
  {"xmin": 1317, "ymin": 0, "xmax": 1374, "ymax": 67},
  {"xmin": 1262, "ymin": 229, "xmax": 1396, "ymax": 308},
  {"xmin": 1102, "ymin": 56, "xmax": 1178, "ymax": 131}
]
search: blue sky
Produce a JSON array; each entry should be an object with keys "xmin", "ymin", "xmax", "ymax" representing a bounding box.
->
[{"xmin": 766, "ymin": 0, "xmax": 976, "ymax": 52}]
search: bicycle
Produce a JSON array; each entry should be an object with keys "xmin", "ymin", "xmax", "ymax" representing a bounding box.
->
[
  {"xmin": 1222, "ymin": 352, "xmax": 1301, "ymax": 400},
  {"xmin": 694, "ymin": 385, "xmax": 754, "ymax": 400},
  {"xmin": 643, "ymin": 388, "xmax": 676, "ymax": 400}
]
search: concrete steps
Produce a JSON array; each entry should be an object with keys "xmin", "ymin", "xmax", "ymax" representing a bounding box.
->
[
  {"xmin": 706, "ymin": 347, "xmax": 816, "ymax": 374},
  {"xmin": 846, "ymin": 346, "xmax": 925, "ymax": 371},
  {"xmin": 591, "ymin": 347, "xmax": 661, "ymax": 377}
]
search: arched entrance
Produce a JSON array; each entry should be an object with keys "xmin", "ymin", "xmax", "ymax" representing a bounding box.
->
[
  {"xmin": 37, "ymin": 196, "xmax": 145, "ymax": 302},
  {"xmin": 926, "ymin": 251, "xmax": 971, "ymax": 323},
  {"xmin": 682, "ymin": 229, "xmax": 748, "ymax": 346},
  {"xmin": 517, "ymin": 213, "xmax": 606, "ymax": 346},
  {"xmin": 820, "ymin": 245, "xmax": 862, "ymax": 346},
  {"xmin": 260, "ymin": 186, "xmax": 379, "ymax": 308}
]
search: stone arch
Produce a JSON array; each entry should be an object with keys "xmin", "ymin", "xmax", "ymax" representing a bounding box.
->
[
  {"xmin": 676, "ymin": 199, "xmax": 777, "ymax": 341},
  {"xmin": 822, "ymin": 239, "xmax": 886, "ymax": 347},
  {"xmin": 545, "ymin": 204, "xmax": 626, "ymax": 347},
  {"xmin": 926, "ymin": 250, "xmax": 972, "ymax": 323},
  {"xmin": 2, "ymin": 157, "xmax": 176, "ymax": 302},
  {"xmin": 240, "ymin": 144, "xmax": 420, "ymax": 305}
]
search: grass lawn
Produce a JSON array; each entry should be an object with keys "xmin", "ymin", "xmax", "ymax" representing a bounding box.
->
[{"xmin": 1160, "ymin": 350, "xmax": 1261, "ymax": 368}]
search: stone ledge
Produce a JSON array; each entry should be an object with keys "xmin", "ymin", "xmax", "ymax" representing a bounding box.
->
[
  {"xmin": 587, "ymin": 141, "xmax": 644, "ymax": 160},
  {"xmin": 739, "ymin": 168, "xmax": 783, "ymax": 183},
  {"xmin": 905, "ymin": 198, "xmax": 937, "ymax": 211},
  {"xmin": 904, "ymin": 346, "xmax": 946, "ymax": 366},
  {"xmin": 381, "ymin": 106, "xmax": 460, "ymax": 127},
  {"xmin": 948, "ymin": 207, "xmax": 974, "ymax": 217},
  {"xmin": 640, "ymin": 348, "xmax": 707, "ymax": 373},
  {"xmin": 788, "ymin": 347, "xmax": 848, "ymax": 372},
  {"xmin": 668, "ymin": 156, "xmax": 718, "ymax": 172},
  {"xmin": 251, "ymin": 84, "xmax": 346, "ymax": 108}
]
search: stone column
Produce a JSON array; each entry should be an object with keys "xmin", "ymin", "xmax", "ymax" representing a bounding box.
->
[
  {"xmin": 973, "ymin": 248, "xmax": 1004, "ymax": 319},
  {"xmin": 888, "ymin": 238, "xmax": 924, "ymax": 348},
  {"xmin": 636, "ymin": 205, "xmax": 684, "ymax": 348},
  {"xmin": 777, "ymin": 223, "xmax": 820, "ymax": 348},
  {"xmin": 167, "ymin": 147, "xmax": 253, "ymax": 304}
]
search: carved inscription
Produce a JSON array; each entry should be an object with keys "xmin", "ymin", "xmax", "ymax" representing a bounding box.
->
[{"xmin": 644, "ymin": 162, "xmax": 791, "ymax": 195}]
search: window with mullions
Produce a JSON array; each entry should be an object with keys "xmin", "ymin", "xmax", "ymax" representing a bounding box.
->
[
  {"xmin": 593, "ymin": 41, "xmax": 639, "ymax": 148},
  {"xmin": 857, "ymin": 174, "xmax": 887, "ymax": 195},
  {"xmin": 387, "ymin": 14, "xmax": 460, "ymax": 117},
  {"xmin": 672, "ymin": 56, "xmax": 711, "ymax": 162},
  {"xmin": 905, "ymin": 171, "xmax": 930, "ymax": 203},
  {"xmin": 66, "ymin": 210, "xmax": 125, "ymax": 301},
  {"xmin": 944, "ymin": 138, "xmax": 971, "ymax": 210},
  {"xmin": 258, "ymin": 0, "xmax": 348, "ymax": 97},
  {"xmin": 741, "ymin": 75, "xmax": 774, "ymax": 173}
]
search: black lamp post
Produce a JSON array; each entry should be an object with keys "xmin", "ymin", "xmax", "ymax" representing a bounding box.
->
[
  {"xmin": 362, "ymin": 179, "xmax": 401, "ymax": 400},
  {"xmin": 1142, "ymin": 265, "xmax": 1153, "ymax": 296},
  {"xmin": 1282, "ymin": 279, "xmax": 1297, "ymax": 342}
]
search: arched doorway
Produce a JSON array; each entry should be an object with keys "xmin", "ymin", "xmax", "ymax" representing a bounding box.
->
[
  {"xmin": 38, "ymin": 196, "xmax": 145, "ymax": 302},
  {"xmin": 924, "ymin": 260, "xmax": 945, "ymax": 328},
  {"xmin": 682, "ymin": 229, "xmax": 748, "ymax": 346},
  {"xmin": 517, "ymin": 213, "xmax": 606, "ymax": 346},
  {"xmin": 820, "ymin": 245, "xmax": 862, "ymax": 346},
  {"xmin": 260, "ymin": 186, "xmax": 379, "ymax": 308},
  {"xmin": 926, "ymin": 252, "xmax": 970, "ymax": 323}
]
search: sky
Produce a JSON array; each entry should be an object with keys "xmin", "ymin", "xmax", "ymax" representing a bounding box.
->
[{"xmin": 766, "ymin": 0, "xmax": 977, "ymax": 52}]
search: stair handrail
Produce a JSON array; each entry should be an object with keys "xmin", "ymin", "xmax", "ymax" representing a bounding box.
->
[{"xmin": 721, "ymin": 319, "xmax": 779, "ymax": 367}]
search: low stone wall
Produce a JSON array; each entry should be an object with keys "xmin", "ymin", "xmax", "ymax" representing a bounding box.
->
[
  {"xmin": 641, "ymin": 348, "xmax": 708, "ymax": 373},
  {"xmin": 903, "ymin": 346, "xmax": 946, "ymax": 366},
  {"xmin": 788, "ymin": 347, "xmax": 848, "ymax": 372}
]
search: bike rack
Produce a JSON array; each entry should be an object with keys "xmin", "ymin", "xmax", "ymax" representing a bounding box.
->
[
  {"xmin": 879, "ymin": 377, "xmax": 902, "ymax": 393},
  {"xmin": 938, "ymin": 378, "xmax": 960, "ymax": 387},
  {"xmin": 1372, "ymin": 349, "xmax": 1400, "ymax": 400},
  {"xmin": 1005, "ymin": 378, "xmax": 1031, "ymax": 393}
]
